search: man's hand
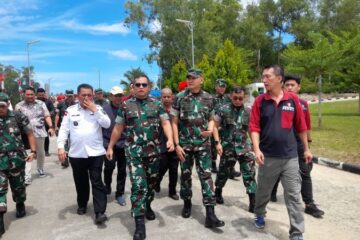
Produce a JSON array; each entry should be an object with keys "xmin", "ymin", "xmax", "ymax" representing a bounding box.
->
[
  {"xmin": 106, "ymin": 148, "xmax": 114, "ymax": 161},
  {"xmin": 83, "ymin": 99, "xmax": 97, "ymax": 112},
  {"xmin": 58, "ymin": 148, "xmax": 67, "ymax": 163},
  {"xmin": 175, "ymin": 145, "xmax": 186, "ymax": 162},
  {"xmin": 304, "ymin": 150, "xmax": 313, "ymax": 164},
  {"xmin": 216, "ymin": 144, "xmax": 223, "ymax": 156},
  {"xmin": 25, "ymin": 152, "xmax": 35, "ymax": 162},
  {"xmin": 254, "ymin": 149, "xmax": 265, "ymax": 165},
  {"xmin": 48, "ymin": 128, "xmax": 55, "ymax": 137},
  {"xmin": 166, "ymin": 140, "xmax": 174, "ymax": 152}
]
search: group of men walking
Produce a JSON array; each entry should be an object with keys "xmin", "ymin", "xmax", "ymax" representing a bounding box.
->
[{"xmin": 0, "ymin": 64, "xmax": 324, "ymax": 240}]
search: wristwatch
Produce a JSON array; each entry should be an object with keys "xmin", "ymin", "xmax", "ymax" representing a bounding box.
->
[{"xmin": 215, "ymin": 141, "xmax": 220, "ymax": 145}]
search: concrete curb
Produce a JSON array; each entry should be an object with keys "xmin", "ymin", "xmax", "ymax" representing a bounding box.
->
[{"xmin": 313, "ymin": 156, "xmax": 360, "ymax": 175}]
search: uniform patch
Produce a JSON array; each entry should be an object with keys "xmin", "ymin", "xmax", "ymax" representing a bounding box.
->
[{"xmin": 73, "ymin": 121, "xmax": 78, "ymax": 126}]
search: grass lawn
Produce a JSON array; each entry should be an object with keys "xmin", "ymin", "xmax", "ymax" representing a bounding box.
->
[{"xmin": 309, "ymin": 100, "xmax": 360, "ymax": 166}]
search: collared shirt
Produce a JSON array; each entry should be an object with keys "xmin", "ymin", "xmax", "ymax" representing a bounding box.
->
[
  {"xmin": 57, "ymin": 103, "xmax": 110, "ymax": 158},
  {"xmin": 249, "ymin": 91, "xmax": 307, "ymax": 158},
  {"xmin": 15, "ymin": 100, "xmax": 50, "ymax": 138}
]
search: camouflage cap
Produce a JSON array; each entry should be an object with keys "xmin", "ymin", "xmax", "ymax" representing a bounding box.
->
[
  {"xmin": 216, "ymin": 79, "xmax": 227, "ymax": 87},
  {"xmin": 95, "ymin": 88, "xmax": 103, "ymax": 93},
  {"xmin": 0, "ymin": 92, "xmax": 9, "ymax": 106},
  {"xmin": 65, "ymin": 89, "xmax": 74, "ymax": 96},
  {"xmin": 186, "ymin": 68, "xmax": 203, "ymax": 78}
]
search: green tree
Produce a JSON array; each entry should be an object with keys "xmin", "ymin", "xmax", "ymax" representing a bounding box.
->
[
  {"xmin": 0, "ymin": 64, "xmax": 22, "ymax": 106},
  {"xmin": 164, "ymin": 59, "xmax": 187, "ymax": 93}
]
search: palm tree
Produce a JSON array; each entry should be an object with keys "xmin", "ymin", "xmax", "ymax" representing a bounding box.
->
[{"xmin": 120, "ymin": 67, "xmax": 146, "ymax": 92}]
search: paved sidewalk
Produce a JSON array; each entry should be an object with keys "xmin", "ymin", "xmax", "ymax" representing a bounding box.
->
[{"xmin": 2, "ymin": 137, "xmax": 360, "ymax": 240}]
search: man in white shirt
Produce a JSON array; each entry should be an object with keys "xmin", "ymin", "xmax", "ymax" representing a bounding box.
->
[{"xmin": 57, "ymin": 83, "xmax": 110, "ymax": 225}]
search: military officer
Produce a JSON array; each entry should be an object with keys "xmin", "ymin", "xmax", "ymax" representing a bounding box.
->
[
  {"xmin": 213, "ymin": 86, "xmax": 257, "ymax": 212},
  {"xmin": 212, "ymin": 79, "xmax": 241, "ymax": 179},
  {"xmin": 106, "ymin": 74, "xmax": 174, "ymax": 240},
  {"xmin": 0, "ymin": 93, "xmax": 36, "ymax": 237},
  {"xmin": 171, "ymin": 68, "xmax": 225, "ymax": 229},
  {"xmin": 94, "ymin": 88, "xmax": 109, "ymax": 107},
  {"xmin": 55, "ymin": 89, "xmax": 76, "ymax": 168},
  {"xmin": 57, "ymin": 83, "xmax": 110, "ymax": 225}
]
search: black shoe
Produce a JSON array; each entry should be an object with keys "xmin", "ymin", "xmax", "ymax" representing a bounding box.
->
[
  {"xmin": 305, "ymin": 203, "xmax": 324, "ymax": 218},
  {"xmin": 105, "ymin": 185, "xmax": 111, "ymax": 195},
  {"xmin": 182, "ymin": 200, "xmax": 192, "ymax": 218},
  {"xmin": 205, "ymin": 206, "xmax": 225, "ymax": 228},
  {"xmin": 95, "ymin": 213, "xmax": 107, "ymax": 224},
  {"xmin": 133, "ymin": 216, "xmax": 146, "ymax": 240},
  {"xmin": 232, "ymin": 171, "xmax": 241, "ymax": 178},
  {"xmin": 145, "ymin": 203, "xmax": 156, "ymax": 220},
  {"xmin": 154, "ymin": 184, "xmax": 160, "ymax": 193},
  {"xmin": 168, "ymin": 193, "xmax": 179, "ymax": 200},
  {"xmin": 16, "ymin": 202, "xmax": 26, "ymax": 218},
  {"xmin": 77, "ymin": 207, "xmax": 87, "ymax": 215},
  {"xmin": 248, "ymin": 193, "xmax": 255, "ymax": 213},
  {"xmin": 215, "ymin": 188, "xmax": 224, "ymax": 204},
  {"xmin": 0, "ymin": 213, "xmax": 5, "ymax": 237},
  {"xmin": 45, "ymin": 152, "xmax": 50, "ymax": 157}
]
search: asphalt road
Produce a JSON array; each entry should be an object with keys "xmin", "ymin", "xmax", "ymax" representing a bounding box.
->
[{"xmin": 2, "ymin": 137, "xmax": 360, "ymax": 240}]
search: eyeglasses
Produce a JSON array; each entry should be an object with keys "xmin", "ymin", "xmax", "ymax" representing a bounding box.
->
[
  {"xmin": 134, "ymin": 83, "xmax": 148, "ymax": 88},
  {"xmin": 232, "ymin": 97, "xmax": 244, "ymax": 101}
]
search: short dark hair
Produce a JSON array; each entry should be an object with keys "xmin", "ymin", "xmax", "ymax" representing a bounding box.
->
[
  {"xmin": 24, "ymin": 87, "xmax": 35, "ymax": 93},
  {"xmin": 232, "ymin": 86, "xmax": 245, "ymax": 94},
  {"xmin": 132, "ymin": 74, "xmax": 151, "ymax": 84},
  {"xmin": 37, "ymin": 88, "xmax": 46, "ymax": 93},
  {"xmin": 263, "ymin": 64, "xmax": 284, "ymax": 81},
  {"xmin": 77, "ymin": 83, "xmax": 93, "ymax": 93},
  {"xmin": 284, "ymin": 74, "xmax": 301, "ymax": 85}
]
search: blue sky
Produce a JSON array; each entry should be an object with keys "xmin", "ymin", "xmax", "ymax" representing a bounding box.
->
[{"xmin": 0, "ymin": 0, "xmax": 160, "ymax": 94}]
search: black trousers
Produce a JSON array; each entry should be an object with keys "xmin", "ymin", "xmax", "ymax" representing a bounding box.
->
[
  {"xmin": 69, "ymin": 156, "xmax": 107, "ymax": 214},
  {"xmin": 157, "ymin": 151, "xmax": 179, "ymax": 195},
  {"xmin": 272, "ymin": 153, "xmax": 314, "ymax": 204},
  {"xmin": 44, "ymin": 125, "xmax": 49, "ymax": 153},
  {"xmin": 103, "ymin": 147, "xmax": 126, "ymax": 197}
]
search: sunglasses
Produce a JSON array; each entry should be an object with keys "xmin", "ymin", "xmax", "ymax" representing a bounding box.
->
[
  {"xmin": 134, "ymin": 83, "xmax": 148, "ymax": 88},
  {"xmin": 232, "ymin": 97, "xmax": 244, "ymax": 101}
]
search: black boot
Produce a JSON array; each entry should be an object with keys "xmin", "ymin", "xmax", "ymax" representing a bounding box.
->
[
  {"xmin": 205, "ymin": 206, "xmax": 225, "ymax": 228},
  {"xmin": 133, "ymin": 216, "xmax": 146, "ymax": 240},
  {"xmin": 215, "ymin": 188, "xmax": 224, "ymax": 204},
  {"xmin": 248, "ymin": 193, "xmax": 255, "ymax": 213},
  {"xmin": 182, "ymin": 200, "xmax": 192, "ymax": 218},
  {"xmin": 145, "ymin": 202, "xmax": 155, "ymax": 220},
  {"xmin": 0, "ymin": 213, "xmax": 5, "ymax": 238},
  {"xmin": 16, "ymin": 202, "xmax": 26, "ymax": 218},
  {"xmin": 211, "ymin": 162, "xmax": 217, "ymax": 173}
]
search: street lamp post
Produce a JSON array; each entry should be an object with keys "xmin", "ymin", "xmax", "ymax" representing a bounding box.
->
[
  {"xmin": 176, "ymin": 19, "xmax": 194, "ymax": 68},
  {"xmin": 26, "ymin": 40, "xmax": 40, "ymax": 86}
]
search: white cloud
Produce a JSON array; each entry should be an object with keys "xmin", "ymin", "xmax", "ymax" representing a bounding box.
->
[
  {"xmin": 61, "ymin": 19, "xmax": 130, "ymax": 35},
  {"xmin": 36, "ymin": 71, "xmax": 91, "ymax": 88},
  {"xmin": 108, "ymin": 50, "xmax": 138, "ymax": 61},
  {"xmin": 0, "ymin": 0, "xmax": 39, "ymax": 16},
  {"xmin": 0, "ymin": 51, "xmax": 71, "ymax": 62},
  {"xmin": 149, "ymin": 19, "xmax": 161, "ymax": 33}
]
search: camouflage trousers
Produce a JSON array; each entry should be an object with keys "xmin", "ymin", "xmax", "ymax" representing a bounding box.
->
[
  {"xmin": 127, "ymin": 155, "xmax": 159, "ymax": 217},
  {"xmin": 0, "ymin": 154, "xmax": 26, "ymax": 213},
  {"xmin": 180, "ymin": 145, "xmax": 216, "ymax": 206},
  {"xmin": 215, "ymin": 150, "xmax": 257, "ymax": 194}
]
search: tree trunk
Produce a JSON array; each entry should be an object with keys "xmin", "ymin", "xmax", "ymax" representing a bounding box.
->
[{"xmin": 317, "ymin": 75, "xmax": 322, "ymax": 128}]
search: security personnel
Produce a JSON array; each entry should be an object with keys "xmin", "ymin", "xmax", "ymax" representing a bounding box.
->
[
  {"xmin": 94, "ymin": 88, "xmax": 109, "ymax": 106},
  {"xmin": 57, "ymin": 83, "xmax": 110, "ymax": 225},
  {"xmin": 106, "ymin": 74, "xmax": 174, "ymax": 240},
  {"xmin": 0, "ymin": 93, "xmax": 36, "ymax": 237},
  {"xmin": 55, "ymin": 89, "xmax": 76, "ymax": 168},
  {"xmin": 213, "ymin": 86, "xmax": 257, "ymax": 212},
  {"xmin": 171, "ymin": 68, "xmax": 225, "ymax": 228}
]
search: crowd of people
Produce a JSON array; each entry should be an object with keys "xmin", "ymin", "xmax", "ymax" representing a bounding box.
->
[{"xmin": 0, "ymin": 64, "xmax": 324, "ymax": 240}]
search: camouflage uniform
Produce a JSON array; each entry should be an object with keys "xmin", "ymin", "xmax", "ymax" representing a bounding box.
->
[
  {"xmin": 0, "ymin": 111, "xmax": 31, "ymax": 213},
  {"xmin": 215, "ymin": 103, "xmax": 257, "ymax": 194},
  {"xmin": 115, "ymin": 97, "xmax": 168, "ymax": 217},
  {"xmin": 211, "ymin": 94, "xmax": 231, "ymax": 169},
  {"xmin": 94, "ymin": 99, "xmax": 109, "ymax": 107},
  {"xmin": 171, "ymin": 89, "xmax": 216, "ymax": 206}
]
